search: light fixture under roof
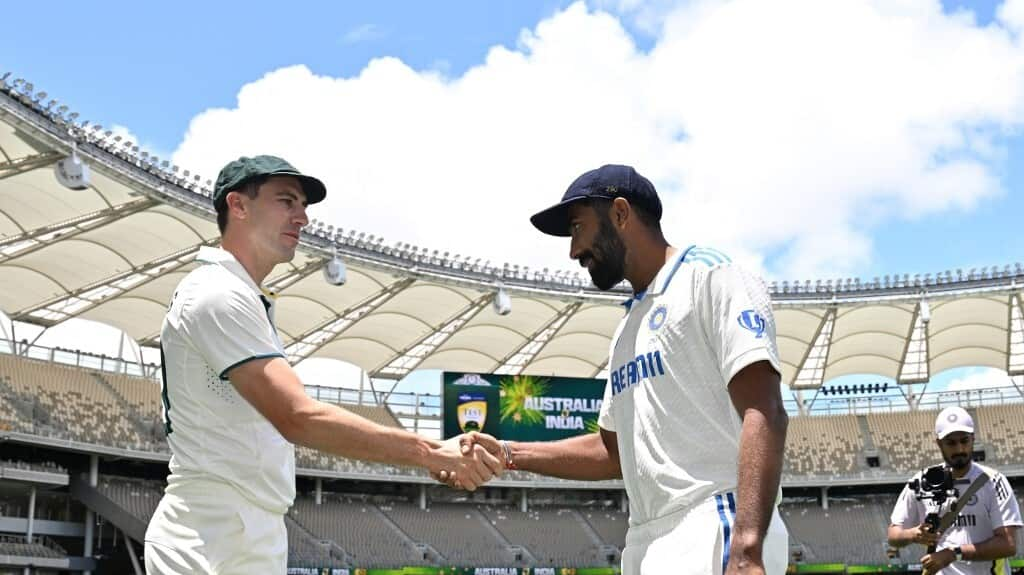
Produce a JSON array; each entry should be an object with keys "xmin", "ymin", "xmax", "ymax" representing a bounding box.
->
[
  {"xmin": 493, "ymin": 284, "xmax": 512, "ymax": 316},
  {"xmin": 54, "ymin": 144, "xmax": 90, "ymax": 191},
  {"xmin": 323, "ymin": 246, "xmax": 347, "ymax": 286}
]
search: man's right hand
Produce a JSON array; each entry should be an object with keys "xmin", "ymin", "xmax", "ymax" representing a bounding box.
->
[
  {"xmin": 458, "ymin": 431, "xmax": 502, "ymax": 458},
  {"xmin": 426, "ymin": 436, "xmax": 503, "ymax": 491},
  {"xmin": 908, "ymin": 523, "xmax": 941, "ymax": 547},
  {"xmin": 433, "ymin": 432, "xmax": 503, "ymax": 488}
]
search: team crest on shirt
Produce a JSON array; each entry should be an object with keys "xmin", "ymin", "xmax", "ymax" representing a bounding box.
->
[
  {"xmin": 738, "ymin": 309, "xmax": 766, "ymax": 338},
  {"xmin": 648, "ymin": 305, "xmax": 668, "ymax": 331}
]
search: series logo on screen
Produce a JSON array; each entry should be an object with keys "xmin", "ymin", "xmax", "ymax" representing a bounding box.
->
[{"xmin": 457, "ymin": 393, "xmax": 488, "ymax": 432}]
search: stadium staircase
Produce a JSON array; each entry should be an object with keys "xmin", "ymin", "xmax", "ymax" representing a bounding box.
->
[
  {"xmin": 857, "ymin": 415, "xmax": 879, "ymax": 466},
  {"xmin": 370, "ymin": 503, "xmax": 445, "ymax": 564},
  {"xmin": 572, "ymin": 508, "xmax": 622, "ymax": 563},
  {"xmin": 285, "ymin": 513, "xmax": 353, "ymax": 567},
  {"xmin": 69, "ymin": 474, "xmax": 148, "ymax": 543},
  {"xmin": 468, "ymin": 506, "xmax": 537, "ymax": 565}
]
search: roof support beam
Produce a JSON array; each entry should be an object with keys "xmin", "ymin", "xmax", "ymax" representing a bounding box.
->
[
  {"xmin": 1007, "ymin": 293, "xmax": 1024, "ymax": 375},
  {"xmin": 373, "ymin": 293, "xmax": 494, "ymax": 378},
  {"xmin": 897, "ymin": 302, "xmax": 929, "ymax": 383},
  {"xmin": 265, "ymin": 258, "xmax": 329, "ymax": 294},
  {"xmin": 1009, "ymin": 375, "xmax": 1024, "ymax": 400},
  {"xmin": 791, "ymin": 308, "xmax": 836, "ymax": 391},
  {"xmin": 286, "ymin": 277, "xmax": 416, "ymax": 364},
  {"xmin": 11, "ymin": 240, "xmax": 217, "ymax": 324},
  {"xmin": 493, "ymin": 301, "xmax": 583, "ymax": 375},
  {"xmin": 0, "ymin": 150, "xmax": 61, "ymax": 181},
  {"xmin": 793, "ymin": 389, "xmax": 808, "ymax": 416},
  {"xmin": 0, "ymin": 197, "xmax": 157, "ymax": 263}
]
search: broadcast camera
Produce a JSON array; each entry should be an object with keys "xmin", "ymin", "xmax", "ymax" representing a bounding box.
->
[{"xmin": 908, "ymin": 464, "xmax": 957, "ymax": 552}]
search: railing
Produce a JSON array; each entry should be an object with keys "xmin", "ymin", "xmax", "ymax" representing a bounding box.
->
[
  {"xmin": 0, "ymin": 337, "xmax": 158, "ymax": 378},
  {"xmin": 0, "ymin": 459, "xmax": 67, "ymax": 474},
  {"xmin": 0, "ymin": 533, "xmax": 67, "ymax": 554},
  {"xmin": 0, "ymin": 337, "xmax": 443, "ymax": 434},
  {"xmin": 3, "ymin": 336, "xmax": 1022, "ymax": 429},
  {"xmin": 785, "ymin": 383, "xmax": 1024, "ymax": 416}
]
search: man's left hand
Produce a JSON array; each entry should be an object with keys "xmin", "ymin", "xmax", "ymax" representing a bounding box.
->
[{"xmin": 921, "ymin": 548, "xmax": 955, "ymax": 574}]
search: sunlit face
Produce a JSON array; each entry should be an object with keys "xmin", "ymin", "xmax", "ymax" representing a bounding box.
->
[
  {"xmin": 937, "ymin": 431, "xmax": 973, "ymax": 470},
  {"xmin": 239, "ymin": 176, "xmax": 308, "ymax": 264},
  {"xmin": 567, "ymin": 202, "xmax": 626, "ymax": 291}
]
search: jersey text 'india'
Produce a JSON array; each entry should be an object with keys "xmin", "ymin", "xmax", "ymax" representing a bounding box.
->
[{"xmin": 610, "ymin": 350, "xmax": 665, "ymax": 395}]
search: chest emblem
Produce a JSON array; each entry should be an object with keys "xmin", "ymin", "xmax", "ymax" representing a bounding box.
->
[{"xmin": 649, "ymin": 305, "xmax": 668, "ymax": 331}]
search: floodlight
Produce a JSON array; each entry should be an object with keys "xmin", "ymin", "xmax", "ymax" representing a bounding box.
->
[
  {"xmin": 54, "ymin": 145, "xmax": 91, "ymax": 190},
  {"xmin": 493, "ymin": 285, "xmax": 512, "ymax": 316},
  {"xmin": 323, "ymin": 248, "xmax": 347, "ymax": 286}
]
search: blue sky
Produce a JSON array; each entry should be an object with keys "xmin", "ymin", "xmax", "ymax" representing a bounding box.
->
[
  {"xmin": 3, "ymin": 0, "xmax": 1022, "ymax": 279},
  {"xmin": 3, "ymin": 0, "xmax": 1023, "ymax": 401},
  {"xmin": 0, "ymin": 1, "xmax": 577, "ymax": 156}
]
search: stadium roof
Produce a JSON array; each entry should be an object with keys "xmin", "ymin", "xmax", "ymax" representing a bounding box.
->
[{"xmin": 2, "ymin": 75, "xmax": 1024, "ymax": 390}]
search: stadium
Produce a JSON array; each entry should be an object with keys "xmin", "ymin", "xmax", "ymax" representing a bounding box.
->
[{"xmin": 0, "ymin": 71, "xmax": 1023, "ymax": 575}]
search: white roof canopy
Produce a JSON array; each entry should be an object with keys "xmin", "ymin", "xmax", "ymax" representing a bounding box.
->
[{"xmin": 2, "ymin": 78, "xmax": 1023, "ymax": 385}]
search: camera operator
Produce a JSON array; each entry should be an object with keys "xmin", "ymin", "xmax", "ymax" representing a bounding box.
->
[{"xmin": 887, "ymin": 406, "xmax": 1021, "ymax": 574}]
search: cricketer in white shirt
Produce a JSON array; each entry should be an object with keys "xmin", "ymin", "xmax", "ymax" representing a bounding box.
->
[
  {"xmin": 599, "ymin": 245, "xmax": 789, "ymax": 574},
  {"xmin": 891, "ymin": 463, "xmax": 1022, "ymax": 574},
  {"xmin": 145, "ymin": 246, "xmax": 294, "ymax": 571}
]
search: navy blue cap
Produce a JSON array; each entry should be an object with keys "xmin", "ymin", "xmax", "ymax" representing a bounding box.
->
[{"xmin": 530, "ymin": 164, "xmax": 662, "ymax": 237}]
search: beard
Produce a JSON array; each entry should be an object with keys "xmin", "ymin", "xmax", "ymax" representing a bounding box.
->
[
  {"xmin": 944, "ymin": 452, "xmax": 971, "ymax": 470},
  {"xmin": 585, "ymin": 214, "xmax": 627, "ymax": 291}
]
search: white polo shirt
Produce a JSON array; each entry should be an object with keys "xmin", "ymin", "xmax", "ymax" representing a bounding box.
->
[
  {"xmin": 891, "ymin": 462, "xmax": 1022, "ymax": 575},
  {"xmin": 598, "ymin": 246, "xmax": 781, "ymax": 527},
  {"xmin": 159, "ymin": 246, "xmax": 295, "ymax": 514}
]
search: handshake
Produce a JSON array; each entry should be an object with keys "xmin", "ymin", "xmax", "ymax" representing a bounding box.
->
[{"xmin": 427, "ymin": 432, "xmax": 506, "ymax": 491}]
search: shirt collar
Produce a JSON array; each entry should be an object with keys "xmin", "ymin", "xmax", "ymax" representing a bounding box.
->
[
  {"xmin": 196, "ymin": 246, "xmax": 277, "ymax": 302},
  {"xmin": 621, "ymin": 245, "xmax": 695, "ymax": 311}
]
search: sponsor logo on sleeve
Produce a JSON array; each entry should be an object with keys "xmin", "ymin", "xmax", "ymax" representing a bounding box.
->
[{"xmin": 738, "ymin": 309, "xmax": 766, "ymax": 338}]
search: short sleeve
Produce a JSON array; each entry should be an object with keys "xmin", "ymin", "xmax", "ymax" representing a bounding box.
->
[
  {"xmin": 597, "ymin": 375, "xmax": 616, "ymax": 432},
  {"xmin": 890, "ymin": 482, "xmax": 921, "ymax": 527},
  {"xmin": 990, "ymin": 472, "xmax": 1023, "ymax": 530},
  {"xmin": 180, "ymin": 287, "xmax": 284, "ymax": 378},
  {"xmin": 697, "ymin": 263, "xmax": 782, "ymax": 385}
]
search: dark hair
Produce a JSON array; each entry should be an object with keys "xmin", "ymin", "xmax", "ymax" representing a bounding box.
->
[
  {"xmin": 215, "ymin": 176, "xmax": 268, "ymax": 234},
  {"xmin": 586, "ymin": 196, "xmax": 662, "ymax": 232}
]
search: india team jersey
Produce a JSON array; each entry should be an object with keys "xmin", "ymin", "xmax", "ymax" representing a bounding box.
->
[
  {"xmin": 891, "ymin": 462, "xmax": 1022, "ymax": 575},
  {"xmin": 158, "ymin": 246, "xmax": 295, "ymax": 515},
  {"xmin": 597, "ymin": 245, "xmax": 781, "ymax": 527}
]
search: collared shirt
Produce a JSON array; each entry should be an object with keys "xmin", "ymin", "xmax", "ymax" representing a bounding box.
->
[
  {"xmin": 158, "ymin": 246, "xmax": 295, "ymax": 514},
  {"xmin": 598, "ymin": 245, "xmax": 781, "ymax": 526},
  {"xmin": 891, "ymin": 462, "xmax": 1022, "ymax": 575}
]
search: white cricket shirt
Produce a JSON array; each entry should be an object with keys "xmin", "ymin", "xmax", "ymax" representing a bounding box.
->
[
  {"xmin": 598, "ymin": 246, "xmax": 782, "ymax": 527},
  {"xmin": 159, "ymin": 246, "xmax": 295, "ymax": 514},
  {"xmin": 891, "ymin": 462, "xmax": 1022, "ymax": 575}
]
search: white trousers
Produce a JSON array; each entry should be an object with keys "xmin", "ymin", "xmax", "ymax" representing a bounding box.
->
[
  {"xmin": 622, "ymin": 492, "xmax": 789, "ymax": 575},
  {"xmin": 144, "ymin": 480, "xmax": 287, "ymax": 574}
]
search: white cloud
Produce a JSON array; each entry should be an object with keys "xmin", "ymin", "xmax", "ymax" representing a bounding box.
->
[
  {"xmin": 999, "ymin": 0, "xmax": 1024, "ymax": 33},
  {"xmin": 944, "ymin": 367, "xmax": 1014, "ymax": 392},
  {"xmin": 293, "ymin": 357, "xmax": 367, "ymax": 389},
  {"xmin": 342, "ymin": 24, "xmax": 384, "ymax": 45},
  {"xmin": 172, "ymin": 0, "xmax": 1024, "ymax": 280},
  {"xmin": 30, "ymin": 318, "xmax": 146, "ymax": 363}
]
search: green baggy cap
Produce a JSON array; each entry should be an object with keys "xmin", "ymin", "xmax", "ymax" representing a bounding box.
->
[{"xmin": 213, "ymin": 155, "xmax": 327, "ymax": 207}]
